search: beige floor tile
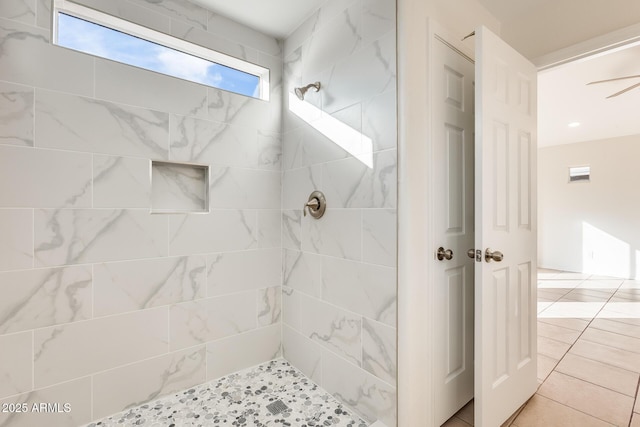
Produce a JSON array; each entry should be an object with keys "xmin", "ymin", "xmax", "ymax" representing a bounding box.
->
[
  {"xmin": 537, "ymin": 372, "xmax": 634, "ymax": 426},
  {"xmin": 590, "ymin": 275, "xmax": 626, "ymax": 280},
  {"xmin": 631, "ymin": 413, "xmax": 640, "ymax": 427},
  {"xmin": 538, "ymin": 280, "xmax": 582, "ymax": 290},
  {"xmin": 555, "ymin": 353, "xmax": 639, "ymax": 397},
  {"xmin": 560, "ymin": 289, "xmax": 615, "ymax": 303},
  {"xmin": 537, "ymin": 353, "xmax": 559, "ymax": 381},
  {"xmin": 570, "ymin": 339, "xmax": 640, "ymax": 373},
  {"xmin": 539, "ymin": 302, "xmax": 606, "ymax": 319},
  {"xmin": 512, "ymin": 394, "xmax": 615, "ymax": 427},
  {"xmin": 538, "ymin": 321, "xmax": 581, "ymax": 344},
  {"xmin": 598, "ymin": 302, "xmax": 640, "ymax": 319},
  {"xmin": 581, "ymin": 327, "xmax": 640, "ymax": 354},
  {"xmin": 538, "ymin": 336, "xmax": 571, "ymax": 360},
  {"xmin": 621, "ymin": 280, "xmax": 640, "ymax": 289},
  {"xmin": 442, "ymin": 416, "xmax": 472, "ymax": 427},
  {"xmin": 590, "ymin": 318, "xmax": 640, "ymax": 339},
  {"xmin": 635, "ymin": 397, "xmax": 639, "ymax": 413},
  {"xmin": 538, "ymin": 290, "xmax": 568, "ymax": 302},
  {"xmin": 611, "ymin": 289, "xmax": 640, "ymax": 302},
  {"xmin": 538, "ymin": 317, "xmax": 591, "ymax": 332},
  {"xmin": 555, "ymin": 272, "xmax": 592, "ymax": 280},
  {"xmin": 578, "ymin": 279, "xmax": 624, "ymax": 290},
  {"xmin": 454, "ymin": 399, "xmax": 473, "ymax": 425}
]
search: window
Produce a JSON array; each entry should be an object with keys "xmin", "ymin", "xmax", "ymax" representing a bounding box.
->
[
  {"xmin": 569, "ymin": 166, "xmax": 590, "ymax": 182},
  {"xmin": 52, "ymin": 0, "xmax": 269, "ymax": 100}
]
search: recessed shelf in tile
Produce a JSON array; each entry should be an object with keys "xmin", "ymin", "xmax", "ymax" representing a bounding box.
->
[{"xmin": 150, "ymin": 161, "xmax": 209, "ymax": 213}]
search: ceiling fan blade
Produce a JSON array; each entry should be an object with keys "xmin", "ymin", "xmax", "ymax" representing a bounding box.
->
[
  {"xmin": 588, "ymin": 74, "xmax": 640, "ymax": 85},
  {"xmin": 606, "ymin": 81, "xmax": 640, "ymax": 98}
]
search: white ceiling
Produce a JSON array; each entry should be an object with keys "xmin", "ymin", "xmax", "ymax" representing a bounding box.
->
[
  {"xmin": 188, "ymin": 0, "xmax": 325, "ymax": 38},
  {"xmin": 187, "ymin": 0, "xmax": 640, "ymax": 148},
  {"xmin": 538, "ymin": 43, "xmax": 640, "ymax": 147}
]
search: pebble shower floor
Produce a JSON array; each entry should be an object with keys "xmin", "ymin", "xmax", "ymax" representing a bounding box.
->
[{"xmin": 85, "ymin": 359, "xmax": 369, "ymax": 427}]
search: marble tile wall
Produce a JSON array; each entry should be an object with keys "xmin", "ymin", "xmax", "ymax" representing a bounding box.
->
[
  {"xmin": 281, "ymin": 0, "xmax": 398, "ymax": 426},
  {"xmin": 0, "ymin": 1, "xmax": 282, "ymax": 426}
]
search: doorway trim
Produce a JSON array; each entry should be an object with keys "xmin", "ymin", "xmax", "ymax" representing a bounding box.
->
[{"xmin": 397, "ymin": 9, "xmax": 640, "ymax": 427}]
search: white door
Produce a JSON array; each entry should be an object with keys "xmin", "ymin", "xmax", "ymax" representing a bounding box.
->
[
  {"xmin": 432, "ymin": 35, "xmax": 475, "ymax": 426},
  {"xmin": 474, "ymin": 25, "xmax": 537, "ymax": 427}
]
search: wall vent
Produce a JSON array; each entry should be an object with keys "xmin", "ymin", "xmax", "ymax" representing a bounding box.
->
[{"xmin": 569, "ymin": 166, "xmax": 590, "ymax": 183}]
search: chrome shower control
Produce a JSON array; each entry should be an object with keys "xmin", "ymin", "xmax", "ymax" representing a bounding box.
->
[{"xmin": 304, "ymin": 191, "xmax": 326, "ymax": 219}]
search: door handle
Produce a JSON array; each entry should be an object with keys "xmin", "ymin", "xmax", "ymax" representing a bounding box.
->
[
  {"xmin": 467, "ymin": 249, "xmax": 476, "ymax": 259},
  {"xmin": 484, "ymin": 248, "xmax": 504, "ymax": 262},
  {"xmin": 437, "ymin": 247, "xmax": 454, "ymax": 261}
]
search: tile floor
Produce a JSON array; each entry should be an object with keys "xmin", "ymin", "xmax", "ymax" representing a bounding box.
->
[
  {"xmin": 84, "ymin": 359, "xmax": 368, "ymax": 427},
  {"xmin": 444, "ymin": 270, "xmax": 640, "ymax": 427}
]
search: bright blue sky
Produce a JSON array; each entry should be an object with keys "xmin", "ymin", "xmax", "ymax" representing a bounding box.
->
[{"xmin": 58, "ymin": 13, "xmax": 260, "ymax": 98}]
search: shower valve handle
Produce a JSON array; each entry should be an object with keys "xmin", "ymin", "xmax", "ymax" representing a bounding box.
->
[
  {"xmin": 304, "ymin": 198, "xmax": 320, "ymax": 215},
  {"xmin": 303, "ymin": 191, "xmax": 326, "ymax": 219}
]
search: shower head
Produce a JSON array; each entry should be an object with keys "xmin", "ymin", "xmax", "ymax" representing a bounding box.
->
[{"xmin": 294, "ymin": 82, "xmax": 321, "ymax": 100}]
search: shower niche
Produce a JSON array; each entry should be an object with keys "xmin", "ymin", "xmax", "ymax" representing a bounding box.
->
[{"xmin": 150, "ymin": 160, "xmax": 209, "ymax": 213}]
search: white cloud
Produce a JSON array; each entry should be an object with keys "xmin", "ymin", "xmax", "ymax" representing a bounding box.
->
[{"xmin": 156, "ymin": 49, "xmax": 222, "ymax": 86}]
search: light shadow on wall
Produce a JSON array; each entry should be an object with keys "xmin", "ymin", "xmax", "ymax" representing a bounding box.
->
[
  {"xmin": 582, "ymin": 222, "xmax": 635, "ymax": 279},
  {"xmin": 288, "ymin": 93, "xmax": 373, "ymax": 168}
]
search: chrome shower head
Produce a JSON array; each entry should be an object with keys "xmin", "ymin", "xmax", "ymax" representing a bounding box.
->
[{"xmin": 294, "ymin": 82, "xmax": 321, "ymax": 100}]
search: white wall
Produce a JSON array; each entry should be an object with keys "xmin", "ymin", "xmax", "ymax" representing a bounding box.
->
[
  {"xmin": 281, "ymin": 0, "xmax": 397, "ymax": 425},
  {"xmin": 539, "ymin": 135, "xmax": 640, "ymax": 279},
  {"xmin": 0, "ymin": 0, "xmax": 282, "ymax": 425}
]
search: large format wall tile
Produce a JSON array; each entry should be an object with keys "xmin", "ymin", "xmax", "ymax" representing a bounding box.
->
[
  {"xmin": 283, "ymin": 249, "xmax": 322, "ymax": 298},
  {"xmin": 0, "ymin": 0, "xmax": 35, "ymax": 25},
  {"xmin": 257, "ymin": 210, "xmax": 281, "ymax": 248},
  {"xmin": 362, "ymin": 209, "xmax": 397, "ymax": 267},
  {"xmin": 322, "ymin": 351, "xmax": 396, "ymax": 426},
  {"xmin": 129, "ymin": 0, "xmax": 208, "ymax": 30},
  {"xmin": 297, "ymin": 293, "xmax": 362, "ymax": 366},
  {"xmin": 282, "ymin": 165, "xmax": 322, "ymax": 210},
  {"xmin": 302, "ymin": 1, "xmax": 362, "ymax": 77},
  {"xmin": 206, "ymin": 12, "xmax": 281, "ymax": 56},
  {"xmin": 301, "ymin": 209, "xmax": 362, "ymax": 261},
  {"xmin": 282, "ymin": 325, "xmax": 322, "ymax": 384},
  {"xmin": 362, "ymin": 0, "xmax": 396, "ymax": 44},
  {"xmin": 169, "ymin": 292, "xmax": 257, "ymax": 351},
  {"xmin": 76, "ymin": 0, "xmax": 172, "ymax": 33},
  {"xmin": 322, "ymin": 257, "xmax": 396, "ymax": 326},
  {"xmin": 257, "ymin": 286, "xmax": 281, "ymax": 327},
  {"xmin": 92, "ymin": 346, "xmax": 206, "ymax": 419},
  {"xmin": 170, "ymin": 115, "xmax": 257, "ymax": 167},
  {"xmin": 206, "ymin": 324, "xmax": 281, "ymax": 380},
  {"xmin": 0, "ymin": 146, "xmax": 92, "ymax": 208},
  {"xmin": 171, "ymin": 20, "xmax": 258, "ymax": 63},
  {"xmin": 362, "ymin": 318, "xmax": 396, "ymax": 385},
  {"xmin": 0, "ymin": 18, "xmax": 93, "ymax": 96},
  {"xmin": 0, "ymin": 81, "xmax": 33, "ymax": 147},
  {"xmin": 321, "ymin": 32, "xmax": 396, "ymax": 114},
  {"xmin": 34, "ymin": 307, "xmax": 169, "ymax": 388},
  {"xmin": 169, "ymin": 210, "xmax": 257, "ymax": 255},
  {"xmin": 95, "ymin": 59, "xmax": 208, "ymax": 119},
  {"xmin": 206, "ymin": 249, "xmax": 281, "ymax": 296},
  {"xmin": 322, "ymin": 149, "xmax": 397, "ymax": 209},
  {"xmin": 94, "ymin": 256, "xmax": 206, "ymax": 317},
  {"xmin": 362, "ymin": 89, "xmax": 397, "ymax": 152},
  {"xmin": 208, "ymin": 88, "xmax": 279, "ymax": 133},
  {"xmin": 0, "ymin": 266, "xmax": 92, "ymax": 334},
  {"xmin": 34, "ymin": 209, "xmax": 169, "ymax": 267},
  {"xmin": 282, "ymin": 210, "xmax": 301, "ymax": 250},
  {"xmin": 36, "ymin": 89, "xmax": 169, "ymax": 159},
  {"xmin": 209, "ymin": 167, "xmax": 281, "ymax": 209},
  {"xmin": 0, "ymin": 209, "xmax": 33, "ymax": 272},
  {"xmin": 0, "ymin": 377, "xmax": 92, "ymax": 427},
  {"xmin": 0, "ymin": 331, "xmax": 32, "ymax": 400},
  {"xmin": 93, "ymin": 155, "xmax": 151, "ymax": 208}
]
